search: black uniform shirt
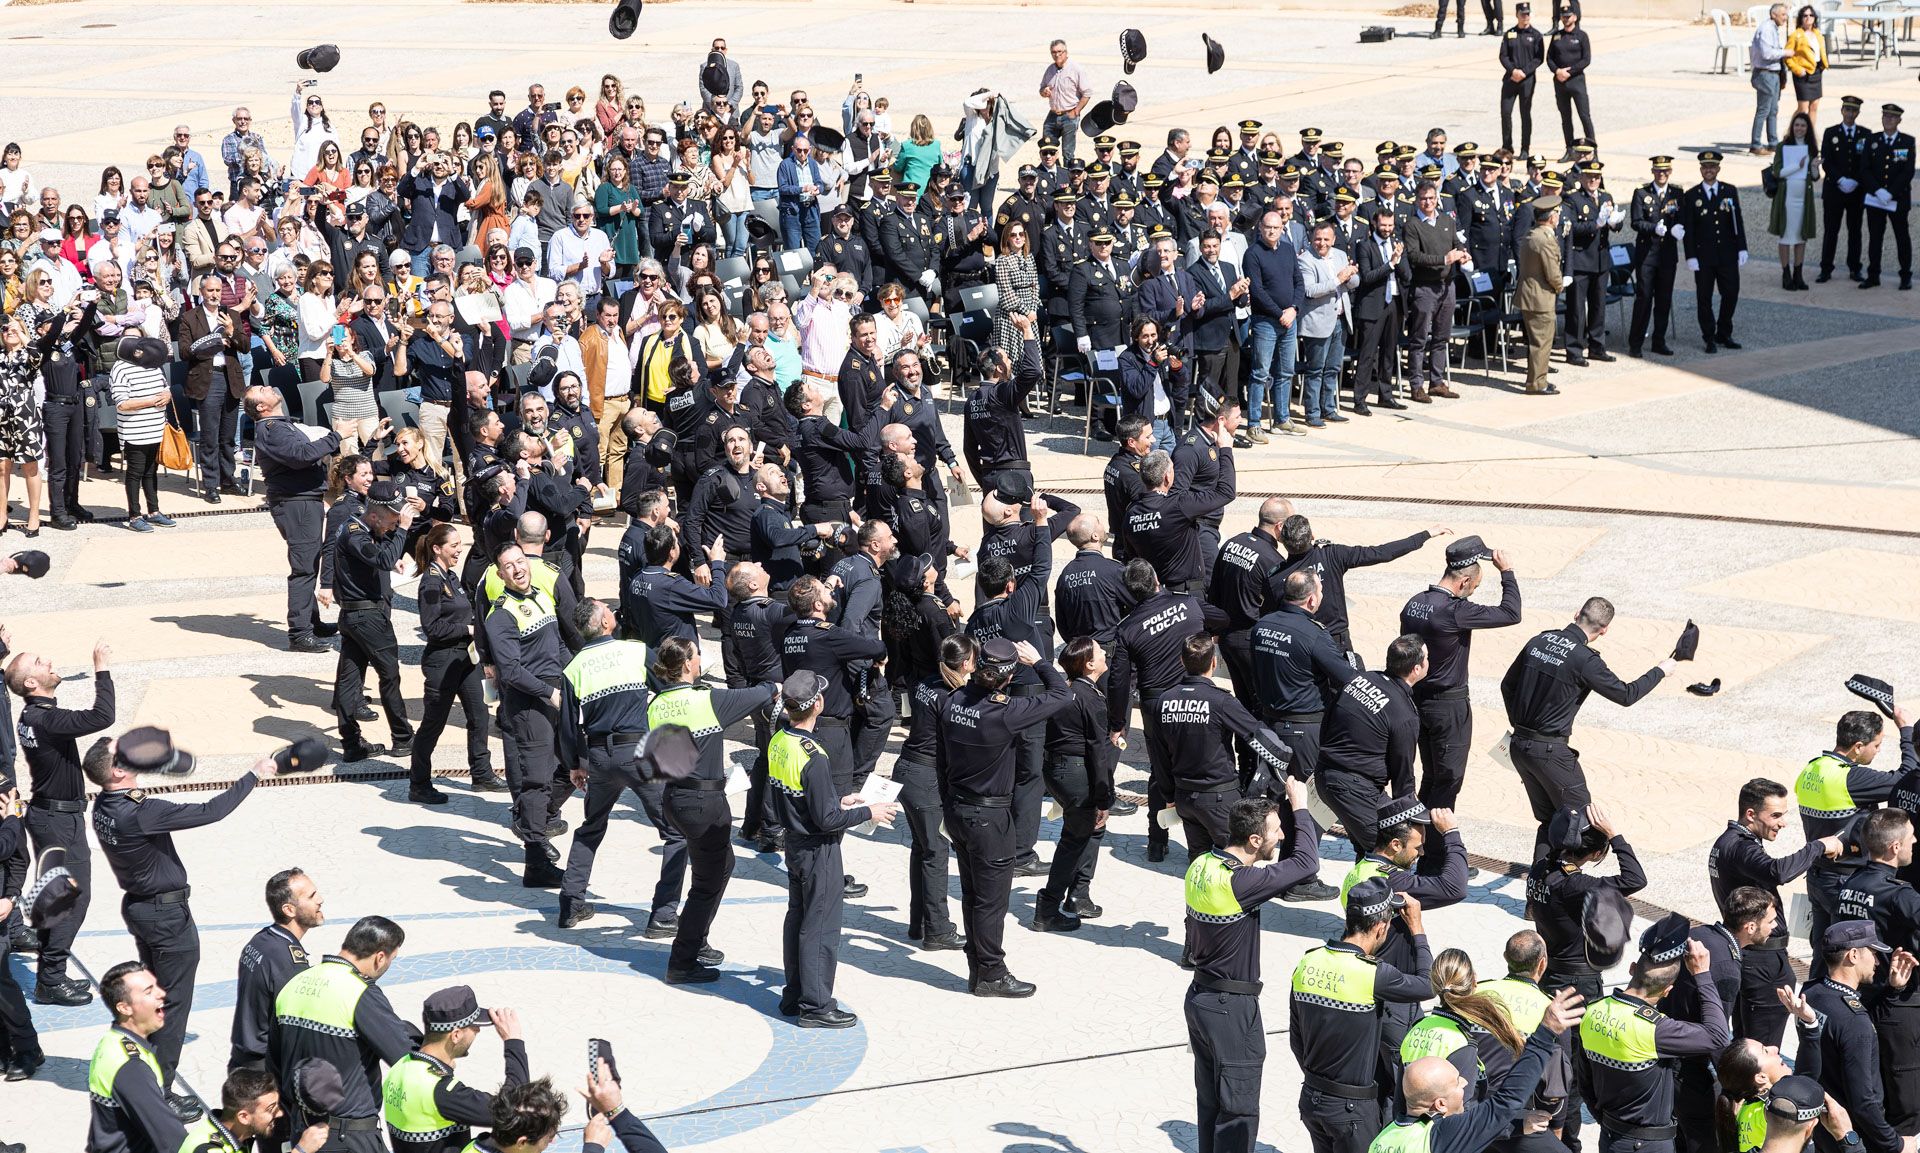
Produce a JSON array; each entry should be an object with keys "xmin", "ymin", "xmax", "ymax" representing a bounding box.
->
[
  {"xmin": 253, "ymin": 416, "xmax": 340, "ymax": 501},
  {"xmin": 1249, "ymin": 601, "xmax": 1354, "ymax": 717},
  {"xmin": 1103, "ymin": 447, "xmax": 1150, "ymax": 556},
  {"xmin": 18, "ymin": 672, "xmax": 115, "ymax": 802},
  {"xmin": 794, "ymin": 411, "xmax": 879, "ymax": 505},
  {"xmin": 1500, "ymin": 624, "xmax": 1664, "ymax": 738},
  {"xmin": 1210, "ymin": 529, "xmax": 1285, "ymax": 635},
  {"xmin": 1318, "ymin": 672, "xmax": 1421, "ymax": 790},
  {"xmin": 93, "ymin": 774, "xmax": 259, "ymax": 898},
  {"xmin": 684, "ymin": 464, "xmax": 759, "ymax": 558},
  {"xmin": 1170, "ymin": 430, "xmax": 1234, "ymax": 530},
  {"xmin": 484, "ymin": 587, "xmax": 566, "ymax": 698},
  {"xmin": 899, "ymin": 676, "xmax": 951, "ymax": 766},
  {"xmin": 623, "ymin": 563, "xmax": 730, "ymax": 647},
  {"xmin": 726, "ymin": 596, "xmax": 793, "ymax": 684},
  {"xmin": 1054, "ymin": 549, "xmax": 1134, "ymax": 647},
  {"xmin": 1399, "ymin": 572, "xmax": 1522, "ymax": 700},
  {"xmin": 230, "ymin": 924, "xmax": 311, "ymax": 1070},
  {"xmin": 937, "ymin": 661, "xmax": 1073, "ymax": 800},
  {"xmin": 1150, "ymin": 675, "xmax": 1293, "ymax": 792},
  {"xmin": 1270, "ymin": 531, "xmax": 1433, "ymax": 650},
  {"xmin": 1525, "ymin": 839, "xmax": 1648, "ymax": 986},
  {"xmin": 1045, "ymin": 678, "xmax": 1119, "ymax": 806},
  {"xmin": 1803, "ymin": 977, "xmax": 1902, "ymax": 1153},
  {"xmin": 332, "ymin": 514, "xmax": 407, "ymax": 604},
  {"xmin": 1707, "ymin": 820, "xmax": 1824, "ymax": 948},
  {"xmin": 1107, "ymin": 589, "xmax": 1219, "ymax": 733},
  {"xmin": 1188, "ymin": 804, "xmax": 1323, "ymax": 985},
  {"xmin": 751, "ymin": 497, "xmax": 818, "ymax": 591},
  {"xmin": 961, "ymin": 339, "xmax": 1041, "ymax": 476},
  {"xmin": 1500, "ymin": 24, "xmax": 1546, "ymax": 74},
  {"xmin": 1126, "ymin": 465, "xmax": 1236, "ymax": 587},
  {"xmin": 781, "ymin": 617, "xmax": 886, "ymax": 720}
]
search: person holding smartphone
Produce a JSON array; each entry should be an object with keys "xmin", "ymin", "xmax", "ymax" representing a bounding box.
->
[{"xmin": 320, "ymin": 322, "xmax": 380, "ymax": 453}]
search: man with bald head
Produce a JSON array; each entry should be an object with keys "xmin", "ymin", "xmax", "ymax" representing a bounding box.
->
[
  {"xmin": 1054, "ymin": 514, "xmax": 1134, "ymax": 649},
  {"xmin": 1385, "ymin": 984, "xmax": 1579, "ymax": 1153}
]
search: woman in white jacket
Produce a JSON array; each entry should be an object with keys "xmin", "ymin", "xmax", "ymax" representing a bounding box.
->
[{"xmin": 289, "ymin": 83, "xmax": 342, "ymax": 181}]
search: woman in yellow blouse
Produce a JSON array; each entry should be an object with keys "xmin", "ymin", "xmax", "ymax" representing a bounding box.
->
[
  {"xmin": 633, "ymin": 299, "xmax": 704, "ymax": 412},
  {"xmin": 1786, "ymin": 5, "xmax": 1828, "ymax": 124}
]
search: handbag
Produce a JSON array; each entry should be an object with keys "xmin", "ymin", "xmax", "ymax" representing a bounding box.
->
[
  {"xmin": 158, "ymin": 399, "xmax": 194, "ymax": 472},
  {"xmin": 1760, "ymin": 164, "xmax": 1779, "ymax": 198}
]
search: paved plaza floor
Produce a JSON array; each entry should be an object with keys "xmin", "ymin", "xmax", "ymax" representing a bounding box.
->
[{"xmin": 2, "ymin": 0, "xmax": 1917, "ymax": 1149}]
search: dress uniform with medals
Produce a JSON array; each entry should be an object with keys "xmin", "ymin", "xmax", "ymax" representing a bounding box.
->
[
  {"xmin": 1039, "ymin": 191, "xmax": 1091, "ymax": 298},
  {"xmin": 1032, "ymin": 142, "xmax": 1065, "ymax": 201},
  {"xmin": 1077, "ymin": 165, "xmax": 1116, "ymax": 236},
  {"xmin": 1183, "ymin": 792, "xmax": 1322, "ymax": 1153},
  {"xmin": 1289, "ymin": 877, "xmax": 1435, "ymax": 1153},
  {"xmin": 95, "ymin": 728, "xmax": 270, "ymax": 1111},
  {"xmin": 1677, "ymin": 153, "xmax": 1746, "ymax": 353},
  {"xmin": 1559, "ymin": 162, "xmax": 1617, "ymax": 363},
  {"xmin": 877, "ymin": 183, "xmax": 938, "ymax": 299},
  {"xmin": 1068, "ymin": 232, "xmax": 1133, "ymax": 353},
  {"xmin": 1627, "ymin": 156, "xmax": 1682, "ymax": 357},
  {"xmin": 1135, "ymin": 173, "xmax": 1171, "ymax": 235},
  {"xmin": 1860, "ymin": 103, "xmax": 1914, "ymax": 290},
  {"xmin": 995, "ymin": 165, "xmax": 1046, "ymax": 240},
  {"xmin": 1459, "ymin": 170, "xmax": 1515, "ymax": 308},
  {"xmin": 1227, "ymin": 121, "xmax": 1264, "ymax": 184},
  {"xmin": 1578, "ymin": 914, "xmax": 1729, "ymax": 1153},
  {"xmin": 1818, "ymin": 96, "xmax": 1871, "ymax": 283}
]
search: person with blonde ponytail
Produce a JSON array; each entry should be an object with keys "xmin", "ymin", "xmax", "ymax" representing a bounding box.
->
[{"xmin": 1401, "ymin": 949, "xmax": 1529, "ymax": 1103}]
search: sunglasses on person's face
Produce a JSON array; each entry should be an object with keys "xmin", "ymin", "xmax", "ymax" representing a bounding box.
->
[
  {"xmin": 247, "ymin": 246, "xmax": 266, "ymax": 254},
  {"xmin": 234, "ymin": 116, "xmax": 251, "ymax": 124},
  {"xmin": 638, "ymin": 274, "xmax": 661, "ymax": 282},
  {"xmin": 218, "ymin": 251, "xmax": 238, "ymax": 260},
  {"xmin": 572, "ymin": 211, "xmax": 593, "ymax": 219},
  {"xmin": 175, "ymin": 132, "xmax": 190, "ymax": 140}
]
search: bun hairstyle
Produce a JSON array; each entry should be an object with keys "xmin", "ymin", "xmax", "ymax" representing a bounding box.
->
[{"xmin": 650, "ymin": 636, "xmax": 699, "ymax": 683}]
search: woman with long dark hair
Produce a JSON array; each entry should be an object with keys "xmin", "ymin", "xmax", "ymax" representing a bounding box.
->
[
  {"xmin": 1766, "ymin": 110, "xmax": 1819, "ymax": 290},
  {"xmin": 1786, "ymin": 5, "xmax": 1827, "ymax": 124},
  {"xmin": 410, "ymin": 523, "xmax": 502, "ymax": 801},
  {"xmin": 882, "ymin": 549, "xmax": 955, "ymax": 697}
]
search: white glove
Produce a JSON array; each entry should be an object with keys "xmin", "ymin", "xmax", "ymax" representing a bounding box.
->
[
  {"xmin": 1560, "ymin": 275, "xmax": 1573, "ymax": 288},
  {"xmin": 1076, "ymin": 335, "xmax": 1091, "ymax": 354},
  {"xmin": 1839, "ymin": 176, "xmax": 1858, "ymax": 194},
  {"xmin": 918, "ymin": 269, "xmax": 936, "ymax": 290},
  {"xmin": 1672, "ymin": 223, "xmax": 1686, "ymax": 242},
  {"xmin": 1736, "ymin": 251, "xmax": 1748, "ymax": 268},
  {"xmin": 1609, "ymin": 207, "xmax": 1626, "ymax": 227},
  {"xmin": 1655, "ymin": 221, "xmax": 1667, "ymax": 237},
  {"xmin": 1687, "ymin": 258, "xmax": 1700, "ymax": 272}
]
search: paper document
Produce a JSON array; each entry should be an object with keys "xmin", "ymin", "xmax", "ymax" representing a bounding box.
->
[
  {"xmin": 856, "ymin": 773, "xmax": 902, "ymax": 805},
  {"xmin": 726, "ymin": 765, "xmax": 751, "ymax": 795},
  {"xmin": 1093, "ymin": 348, "xmax": 1120, "ymax": 371}
]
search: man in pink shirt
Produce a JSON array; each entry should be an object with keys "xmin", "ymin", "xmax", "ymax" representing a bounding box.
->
[
  {"xmin": 1039, "ymin": 39, "xmax": 1092, "ymax": 163},
  {"xmin": 792, "ymin": 268, "xmax": 856, "ymax": 378}
]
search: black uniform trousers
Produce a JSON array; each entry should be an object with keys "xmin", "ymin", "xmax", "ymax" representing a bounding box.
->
[
  {"xmin": 1806, "ymin": 864, "xmax": 1845, "ymax": 982},
  {"xmin": 267, "ymin": 498, "xmax": 325, "ymax": 641},
  {"xmin": 0, "ymin": 909, "xmax": 38, "ymax": 1065},
  {"xmin": 1219, "ymin": 632, "xmax": 1263, "ymax": 790},
  {"xmin": 947, "ymin": 797, "xmax": 1017, "ymax": 984},
  {"xmin": 1315, "ymin": 767, "xmax": 1386, "ymax": 855},
  {"xmin": 1301, "ymin": 1085, "xmax": 1382, "ymax": 1153},
  {"xmin": 1564, "ymin": 271, "xmax": 1606, "ymax": 352},
  {"xmin": 1013, "ymin": 721, "xmax": 1046, "ymax": 867},
  {"xmin": 499, "ymin": 682, "xmax": 568, "ymax": 846},
  {"xmin": 1270, "ymin": 717, "xmax": 1323, "ymax": 783},
  {"xmin": 1675, "ymin": 1059, "xmax": 1716, "ymax": 1153},
  {"xmin": 412, "ymin": 644, "xmax": 490, "ymax": 787},
  {"xmin": 1736, "ymin": 946, "xmax": 1793, "ymax": 1047},
  {"xmin": 1554, "ymin": 78, "xmax": 1594, "ymax": 151},
  {"xmin": 739, "ymin": 703, "xmax": 780, "ymax": 840},
  {"xmin": 1628, "ymin": 257, "xmax": 1676, "ymax": 350},
  {"xmin": 1414, "ymin": 692, "xmax": 1472, "ymax": 810},
  {"xmin": 1352, "ymin": 307, "xmax": 1401, "ymax": 404},
  {"xmin": 561, "ymin": 743, "xmax": 688, "ymax": 921},
  {"xmin": 84, "ymin": 377, "xmax": 112, "ymax": 467},
  {"xmin": 1143, "ymin": 710, "xmax": 1175, "ymax": 854},
  {"xmin": 25, "ymin": 805, "xmax": 90, "ymax": 979},
  {"xmin": 1176, "ymin": 788, "xmax": 1240, "ymax": 862},
  {"xmin": 42, "ymin": 396, "xmax": 84, "ymax": 520},
  {"xmin": 1186, "ymin": 985, "xmax": 1265, "ymax": 1153},
  {"xmin": 1039, "ymin": 756, "xmax": 1104, "ymax": 910},
  {"xmin": 1875, "ymin": 1002, "xmax": 1920, "ymax": 1131},
  {"xmin": 1820, "ymin": 190, "xmax": 1864, "ymax": 277},
  {"xmin": 780, "ymin": 834, "xmax": 846, "ymax": 1015},
  {"xmin": 1595, "ymin": 1134, "xmax": 1674, "ymax": 1153},
  {"xmin": 1502, "ymin": 77, "xmax": 1537, "ymax": 155},
  {"xmin": 334, "ymin": 604, "xmax": 413, "ymax": 749},
  {"xmin": 194, "ymin": 389, "xmax": 240, "ymax": 493},
  {"xmin": 852, "ymin": 675, "xmax": 895, "ymax": 785},
  {"xmin": 1867, "ymin": 203, "xmax": 1913, "ymax": 280},
  {"xmin": 893, "ymin": 758, "xmax": 955, "ymax": 939},
  {"xmin": 1510, "ymin": 733, "xmax": 1589, "ymax": 855},
  {"xmin": 1693, "ymin": 263, "xmax": 1739, "ymax": 344},
  {"xmin": 124, "ymin": 896, "xmax": 198, "ymax": 1082},
  {"xmin": 663, "ymin": 786, "xmax": 734, "ymax": 972},
  {"xmin": 1434, "ymin": 0, "xmax": 1467, "ymax": 31},
  {"xmin": 1545, "ymin": 969, "xmax": 1604, "ymax": 1153}
]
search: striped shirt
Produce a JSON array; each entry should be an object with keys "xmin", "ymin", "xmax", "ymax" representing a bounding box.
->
[{"xmin": 109, "ymin": 360, "xmax": 170, "ymax": 445}]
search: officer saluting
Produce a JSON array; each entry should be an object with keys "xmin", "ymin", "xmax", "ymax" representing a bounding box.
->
[
  {"xmin": 330, "ymin": 480, "xmax": 416, "ymax": 763},
  {"xmin": 230, "ymin": 866, "xmax": 324, "ymax": 1073},
  {"xmin": 1399, "ymin": 537, "xmax": 1521, "ymax": 810},
  {"xmin": 381, "ymin": 986, "xmax": 528, "ymax": 1153},
  {"xmin": 272, "ymin": 915, "xmax": 415, "ymax": 1152},
  {"xmin": 1183, "ymin": 789, "xmax": 1323, "ymax": 1153},
  {"xmin": 1290, "ymin": 878, "xmax": 1435, "ymax": 1153},
  {"xmin": 771, "ymin": 671, "xmax": 900, "ymax": 1028},
  {"xmin": 937, "ymin": 638, "xmax": 1073, "ymax": 998},
  {"xmin": 1500, "ymin": 598, "xmax": 1683, "ymax": 847},
  {"xmin": 92, "ymin": 729, "xmax": 284, "ymax": 1121},
  {"xmin": 7, "ymin": 637, "xmax": 114, "ymax": 1007},
  {"xmin": 86, "ymin": 962, "xmax": 188, "ymax": 1151},
  {"xmin": 1578, "ymin": 914, "xmax": 1730, "ymax": 1153}
]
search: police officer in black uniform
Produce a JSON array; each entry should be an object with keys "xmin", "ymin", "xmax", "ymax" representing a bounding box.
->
[
  {"xmin": 1055, "ymin": 515, "xmax": 1135, "ymax": 652},
  {"xmin": 1183, "ymin": 790, "xmax": 1322, "ymax": 1153},
  {"xmin": 816, "ymin": 204, "xmax": 875, "ymax": 297},
  {"xmin": 936, "ymin": 637, "xmax": 1073, "ymax": 998},
  {"xmin": 622, "ymin": 524, "xmax": 730, "ymax": 648},
  {"xmin": 965, "ymin": 532, "xmax": 1059, "ymax": 877},
  {"xmin": 35, "ymin": 300, "xmax": 92, "ymax": 531},
  {"xmin": 1248, "ymin": 574, "xmax": 1352, "ymax": 893},
  {"xmin": 1664, "ymin": 885, "xmax": 1782, "ymax": 1153},
  {"xmin": 1801, "ymin": 919, "xmax": 1913, "ymax": 1153},
  {"xmin": 1560, "ymin": 161, "xmax": 1618, "ymax": 364},
  {"xmin": 230, "ymin": 866, "xmax": 322, "ymax": 1072},
  {"xmin": 1708, "ymin": 777, "xmax": 1844, "ymax": 1049},
  {"xmin": 1500, "ymin": 4, "xmax": 1546, "ymax": 155},
  {"xmin": 1316, "ymin": 637, "xmax": 1427, "ymax": 853},
  {"xmin": 1127, "ymin": 447, "xmax": 1235, "ymax": 594},
  {"xmin": 1103, "ymin": 417, "xmax": 1154, "ymax": 561},
  {"xmin": 330, "ymin": 481, "xmax": 417, "ymax": 762},
  {"xmin": 830, "ymin": 520, "xmax": 897, "ymax": 787},
  {"xmin": 749, "ymin": 463, "xmax": 835, "ymax": 593},
  {"xmin": 9, "ymin": 638, "xmax": 113, "ymax": 1006},
  {"xmin": 724, "ymin": 563, "xmax": 794, "ymax": 853},
  {"xmin": 93, "ymin": 727, "xmax": 281, "ymax": 1119},
  {"xmin": 786, "ymin": 376, "xmax": 887, "ymax": 525},
  {"xmin": 1860, "ymin": 102, "xmax": 1915, "ymax": 291},
  {"xmin": 938, "ymin": 187, "xmax": 992, "ymax": 307},
  {"xmin": 1626, "ymin": 155, "xmax": 1682, "ymax": 357},
  {"xmin": 1835, "ymin": 808, "xmax": 1920, "ymax": 1129},
  {"xmin": 1678, "ymin": 152, "xmax": 1747, "ymax": 353},
  {"xmin": 245, "ymin": 385, "xmax": 343, "ymax": 652},
  {"xmin": 1398, "ymin": 537, "xmax": 1522, "ymax": 811},
  {"xmin": 1039, "ymin": 190, "xmax": 1091, "ymax": 299},
  {"xmin": 962, "ymin": 318, "xmax": 1043, "ymax": 500},
  {"xmin": 484, "ymin": 543, "xmax": 573, "ymax": 886},
  {"xmin": 878, "ymin": 181, "xmax": 939, "ymax": 302},
  {"xmin": 1501, "ymin": 598, "xmax": 1680, "ymax": 848},
  {"xmin": 1272, "ymin": 515, "xmax": 1446, "ymax": 659},
  {"xmin": 1152, "ymin": 634, "xmax": 1294, "ymax": 859},
  {"xmin": 1171, "ymin": 396, "xmax": 1239, "ymax": 587},
  {"xmin": 995, "ymin": 165, "xmax": 1046, "ymax": 240},
  {"xmin": 1210, "ymin": 499, "xmax": 1292, "ymax": 750},
  {"xmin": 1818, "ymin": 95, "xmax": 1870, "ymax": 284}
]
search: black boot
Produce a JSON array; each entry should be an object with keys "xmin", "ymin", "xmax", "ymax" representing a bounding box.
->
[
  {"xmin": 1793, "ymin": 266, "xmax": 1808, "ymax": 290},
  {"xmin": 1782, "ymin": 266, "xmax": 1793, "ymax": 290},
  {"xmin": 523, "ymin": 845, "xmax": 564, "ymax": 888}
]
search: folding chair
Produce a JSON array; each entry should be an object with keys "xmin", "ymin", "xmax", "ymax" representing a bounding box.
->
[{"xmin": 296, "ymin": 378, "xmax": 331, "ymax": 428}]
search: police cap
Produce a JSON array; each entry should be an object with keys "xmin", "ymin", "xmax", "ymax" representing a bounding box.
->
[
  {"xmin": 1545, "ymin": 804, "xmax": 1589, "ymax": 854},
  {"xmin": 637, "ymin": 724, "xmax": 698, "ymax": 782},
  {"xmin": 888, "ymin": 552, "xmax": 936, "ymax": 595},
  {"xmin": 1444, "ymin": 535, "xmax": 1493, "ymax": 569},
  {"xmin": 1333, "ymin": 188, "xmax": 1359, "ymax": 204},
  {"xmin": 1840, "ymin": 94, "xmax": 1864, "ymax": 109},
  {"xmin": 1018, "ymin": 165, "xmax": 1038, "ymax": 179},
  {"xmin": 1052, "ymin": 189, "xmax": 1078, "ymax": 203},
  {"xmin": 1824, "ymin": 918, "xmax": 1891, "ymax": 954},
  {"xmin": 1638, "ymin": 911, "xmax": 1692, "ymax": 965},
  {"xmin": 1376, "ymin": 794, "xmax": 1430, "ymax": 832},
  {"xmin": 1767, "ymin": 1076, "xmax": 1829, "ymax": 1123},
  {"xmin": 1649, "ymin": 155, "xmax": 1675, "ymax": 171},
  {"xmin": 991, "ymin": 471, "xmax": 1035, "ymax": 504},
  {"xmin": 1300, "ymin": 128, "xmax": 1325, "ymax": 143},
  {"xmin": 115, "ymin": 726, "xmax": 196, "ymax": 776},
  {"xmin": 979, "ymin": 638, "xmax": 1019, "ymax": 675},
  {"xmin": 781, "ymin": 670, "xmax": 829, "ymax": 712},
  {"xmin": 1582, "ymin": 887, "xmax": 1633, "ymax": 969},
  {"xmin": 421, "ymin": 985, "xmax": 492, "ymax": 1032},
  {"xmin": 1884, "ymin": 104, "xmax": 1905, "ymax": 117},
  {"xmin": 1846, "ymin": 673, "xmax": 1896, "ymax": 719},
  {"xmin": 366, "ymin": 480, "xmax": 405, "ymax": 512},
  {"xmin": 10, "ymin": 550, "xmax": 49, "ymax": 579},
  {"xmin": 26, "ymin": 846, "xmax": 82, "ymax": 937},
  {"xmin": 1698, "ymin": 150, "xmax": 1726, "ymax": 165},
  {"xmin": 292, "ymin": 1059, "xmax": 348, "ymax": 1116},
  {"xmin": 273, "ymin": 736, "xmax": 332, "ymax": 775},
  {"xmin": 1238, "ymin": 119, "xmax": 1263, "ymax": 134},
  {"xmin": 1347, "ymin": 877, "xmax": 1395, "ymax": 918}
]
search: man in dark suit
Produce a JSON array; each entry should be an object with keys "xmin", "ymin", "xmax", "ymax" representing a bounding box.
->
[
  {"xmin": 1186, "ymin": 229, "xmax": 1245, "ymax": 408},
  {"xmin": 1349, "ymin": 209, "xmax": 1413, "ymax": 415},
  {"xmin": 1678, "ymin": 151, "xmax": 1747, "ymax": 352},
  {"xmin": 397, "ymin": 153, "xmax": 471, "ymax": 275},
  {"xmin": 1818, "ymin": 95, "xmax": 1870, "ymax": 283},
  {"xmin": 182, "ymin": 273, "xmax": 248, "ymax": 503}
]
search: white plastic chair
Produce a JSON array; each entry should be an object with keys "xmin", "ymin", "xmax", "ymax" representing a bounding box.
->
[{"xmin": 1711, "ymin": 9, "xmax": 1750, "ymax": 72}]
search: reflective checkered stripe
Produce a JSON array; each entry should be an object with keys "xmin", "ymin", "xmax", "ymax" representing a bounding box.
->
[
  {"xmin": 648, "ymin": 685, "xmax": 724, "ymax": 740},
  {"xmin": 274, "ymin": 958, "xmax": 368, "ymax": 1040},
  {"xmin": 769, "ymin": 729, "xmax": 814, "ymax": 797},
  {"xmin": 1185, "ymin": 852, "xmax": 1249, "ymax": 924}
]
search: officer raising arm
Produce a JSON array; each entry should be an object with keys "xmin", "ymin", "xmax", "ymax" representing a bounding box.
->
[
  {"xmin": 382, "ymin": 986, "xmax": 529, "ymax": 1153},
  {"xmin": 1399, "ymin": 538, "xmax": 1522, "ymax": 810},
  {"xmin": 1183, "ymin": 789, "xmax": 1324, "ymax": 1153},
  {"xmin": 1798, "ymin": 704, "xmax": 1915, "ymax": 976},
  {"xmin": 1385, "ymin": 987, "xmax": 1587, "ymax": 1153}
]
